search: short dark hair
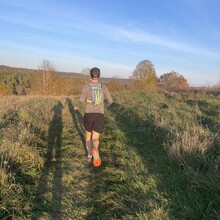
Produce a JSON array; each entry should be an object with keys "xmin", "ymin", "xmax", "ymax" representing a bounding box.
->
[{"xmin": 90, "ymin": 67, "xmax": 100, "ymax": 78}]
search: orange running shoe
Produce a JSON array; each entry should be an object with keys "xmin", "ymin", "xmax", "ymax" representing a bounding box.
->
[{"xmin": 92, "ymin": 148, "xmax": 101, "ymax": 167}]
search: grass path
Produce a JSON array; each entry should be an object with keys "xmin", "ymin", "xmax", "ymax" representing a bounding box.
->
[
  {"xmin": 31, "ymin": 98, "xmax": 95, "ymax": 219},
  {"xmin": 32, "ymin": 98, "xmax": 162, "ymax": 219},
  {"xmin": 31, "ymin": 98, "xmax": 219, "ymax": 220}
]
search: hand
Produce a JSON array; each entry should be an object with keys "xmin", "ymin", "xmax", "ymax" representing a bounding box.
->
[{"xmin": 74, "ymin": 106, "xmax": 79, "ymax": 110}]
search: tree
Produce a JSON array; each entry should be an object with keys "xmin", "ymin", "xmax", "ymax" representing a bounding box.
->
[
  {"xmin": 81, "ymin": 68, "xmax": 90, "ymax": 76},
  {"xmin": 0, "ymin": 69, "xmax": 34, "ymax": 95},
  {"xmin": 131, "ymin": 59, "xmax": 158, "ymax": 90},
  {"xmin": 60, "ymin": 77, "xmax": 75, "ymax": 95},
  {"xmin": 159, "ymin": 71, "xmax": 189, "ymax": 90},
  {"xmin": 30, "ymin": 60, "xmax": 60, "ymax": 95},
  {"xmin": 71, "ymin": 76, "xmax": 87, "ymax": 95}
]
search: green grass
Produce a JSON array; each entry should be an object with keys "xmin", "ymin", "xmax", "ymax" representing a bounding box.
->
[{"xmin": 0, "ymin": 91, "xmax": 220, "ymax": 219}]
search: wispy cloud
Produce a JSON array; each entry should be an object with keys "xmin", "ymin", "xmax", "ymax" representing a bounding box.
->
[
  {"xmin": 1, "ymin": 2, "xmax": 219, "ymax": 61},
  {"xmin": 115, "ymin": 28, "xmax": 220, "ymax": 58},
  {"xmin": 1, "ymin": 0, "xmax": 217, "ymax": 59}
]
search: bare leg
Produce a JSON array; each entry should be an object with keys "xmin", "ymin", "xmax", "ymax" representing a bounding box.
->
[
  {"xmin": 91, "ymin": 130, "xmax": 102, "ymax": 167},
  {"xmin": 85, "ymin": 131, "xmax": 92, "ymax": 156},
  {"xmin": 91, "ymin": 130, "xmax": 100, "ymax": 149}
]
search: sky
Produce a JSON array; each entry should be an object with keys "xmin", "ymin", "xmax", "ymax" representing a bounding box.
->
[{"xmin": 0, "ymin": 0, "xmax": 220, "ymax": 86}]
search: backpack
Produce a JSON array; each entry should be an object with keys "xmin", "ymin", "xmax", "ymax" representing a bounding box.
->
[{"xmin": 87, "ymin": 83, "xmax": 104, "ymax": 105}]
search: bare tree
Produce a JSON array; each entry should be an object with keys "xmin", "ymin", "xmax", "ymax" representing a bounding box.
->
[
  {"xmin": 81, "ymin": 68, "xmax": 90, "ymax": 76},
  {"xmin": 31, "ymin": 60, "xmax": 60, "ymax": 95},
  {"xmin": 80, "ymin": 67, "xmax": 90, "ymax": 84},
  {"xmin": 40, "ymin": 60, "xmax": 55, "ymax": 95},
  {"xmin": 131, "ymin": 59, "xmax": 158, "ymax": 90}
]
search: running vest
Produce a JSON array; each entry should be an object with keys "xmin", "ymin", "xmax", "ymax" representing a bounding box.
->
[{"xmin": 87, "ymin": 83, "xmax": 104, "ymax": 105}]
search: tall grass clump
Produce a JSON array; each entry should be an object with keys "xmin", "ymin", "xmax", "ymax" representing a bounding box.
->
[{"xmin": 0, "ymin": 96, "xmax": 57, "ymax": 219}]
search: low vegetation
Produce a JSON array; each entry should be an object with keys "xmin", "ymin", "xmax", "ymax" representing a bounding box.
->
[{"xmin": 0, "ymin": 90, "xmax": 219, "ymax": 219}]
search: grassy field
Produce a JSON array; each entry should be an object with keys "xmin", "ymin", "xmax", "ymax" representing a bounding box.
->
[{"xmin": 0, "ymin": 91, "xmax": 220, "ymax": 219}]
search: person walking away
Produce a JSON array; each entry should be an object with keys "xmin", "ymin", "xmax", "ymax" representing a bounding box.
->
[{"xmin": 74, "ymin": 67, "xmax": 113, "ymax": 167}]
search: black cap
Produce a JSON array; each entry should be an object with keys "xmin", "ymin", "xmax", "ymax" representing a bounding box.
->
[{"xmin": 90, "ymin": 67, "xmax": 100, "ymax": 78}]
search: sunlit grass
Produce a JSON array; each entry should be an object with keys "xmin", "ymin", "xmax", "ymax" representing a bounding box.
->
[{"xmin": 0, "ymin": 91, "xmax": 220, "ymax": 219}]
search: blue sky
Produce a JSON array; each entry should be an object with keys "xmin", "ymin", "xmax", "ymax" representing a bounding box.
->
[{"xmin": 0, "ymin": 0, "xmax": 219, "ymax": 86}]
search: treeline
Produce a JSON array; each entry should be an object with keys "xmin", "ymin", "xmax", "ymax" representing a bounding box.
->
[
  {"xmin": 0, "ymin": 59, "xmax": 219, "ymax": 96},
  {"xmin": 0, "ymin": 67, "xmax": 34, "ymax": 95},
  {"xmin": 0, "ymin": 63, "xmax": 86, "ymax": 96}
]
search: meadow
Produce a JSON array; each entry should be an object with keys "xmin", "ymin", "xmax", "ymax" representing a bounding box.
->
[{"xmin": 0, "ymin": 91, "xmax": 220, "ymax": 219}]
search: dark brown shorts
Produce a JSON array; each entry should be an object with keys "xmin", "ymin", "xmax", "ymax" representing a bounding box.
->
[{"xmin": 84, "ymin": 113, "xmax": 104, "ymax": 133}]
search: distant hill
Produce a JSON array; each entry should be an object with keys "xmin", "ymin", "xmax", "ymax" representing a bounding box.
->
[
  {"xmin": 56, "ymin": 70, "xmax": 129, "ymax": 85},
  {"xmin": 0, "ymin": 65, "xmax": 37, "ymax": 72},
  {"xmin": 0, "ymin": 65, "xmax": 129, "ymax": 85}
]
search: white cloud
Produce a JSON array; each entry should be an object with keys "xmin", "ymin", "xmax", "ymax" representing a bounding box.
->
[{"xmin": 116, "ymin": 28, "xmax": 220, "ymax": 58}]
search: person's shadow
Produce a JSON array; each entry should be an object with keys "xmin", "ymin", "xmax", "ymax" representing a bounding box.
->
[
  {"xmin": 32, "ymin": 101, "xmax": 64, "ymax": 220},
  {"xmin": 65, "ymin": 98, "xmax": 87, "ymax": 155}
]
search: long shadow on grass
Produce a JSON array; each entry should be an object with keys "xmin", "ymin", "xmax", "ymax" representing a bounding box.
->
[
  {"xmin": 85, "ymin": 102, "xmax": 206, "ymax": 219},
  {"xmin": 66, "ymin": 98, "xmax": 86, "ymax": 155},
  {"xmin": 32, "ymin": 101, "xmax": 64, "ymax": 220}
]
